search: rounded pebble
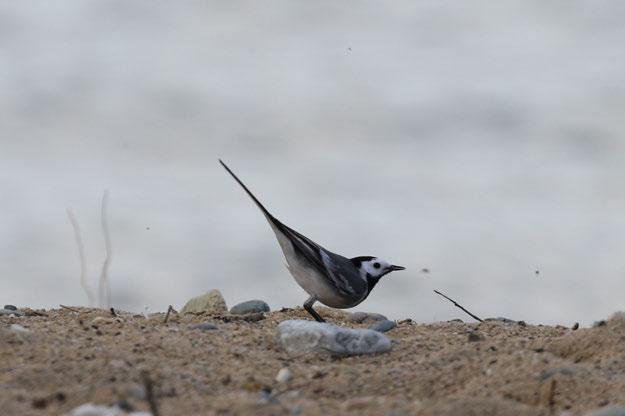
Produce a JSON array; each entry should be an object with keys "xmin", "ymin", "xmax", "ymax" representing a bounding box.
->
[
  {"xmin": 190, "ymin": 322, "xmax": 218, "ymax": 331},
  {"xmin": 3, "ymin": 305, "xmax": 17, "ymax": 310},
  {"xmin": 229, "ymin": 300, "xmax": 270, "ymax": 315},
  {"xmin": 348, "ymin": 312, "xmax": 388, "ymax": 323},
  {"xmin": 368, "ymin": 319, "xmax": 397, "ymax": 333},
  {"xmin": 10, "ymin": 324, "xmax": 30, "ymax": 333},
  {"xmin": 275, "ymin": 367, "xmax": 292, "ymax": 383}
]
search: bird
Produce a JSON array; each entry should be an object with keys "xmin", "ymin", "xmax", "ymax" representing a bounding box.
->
[{"xmin": 219, "ymin": 159, "xmax": 405, "ymax": 322}]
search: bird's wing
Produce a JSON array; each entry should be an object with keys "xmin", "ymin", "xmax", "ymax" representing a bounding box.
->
[{"xmin": 275, "ymin": 222, "xmax": 357, "ymax": 297}]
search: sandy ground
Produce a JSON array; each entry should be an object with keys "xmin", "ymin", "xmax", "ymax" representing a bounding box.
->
[{"xmin": 1, "ymin": 306, "xmax": 625, "ymax": 416}]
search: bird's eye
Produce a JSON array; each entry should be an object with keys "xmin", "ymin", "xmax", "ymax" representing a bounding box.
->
[{"xmin": 373, "ymin": 262, "xmax": 381, "ymax": 269}]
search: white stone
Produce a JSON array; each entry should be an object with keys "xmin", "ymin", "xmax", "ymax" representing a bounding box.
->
[
  {"xmin": 10, "ymin": 324, "xmax": 30, "ymax": 333},
  {"xmin": 67, "ymin": 403, "xmax": 151, "ymax": 416},
  {"xmin": 275, "ymin": 367, "xmax": 292, "ymax": 383},
  {"xmin": 277, "ymin": 320, "xmax": 392, "ymax": 356}
]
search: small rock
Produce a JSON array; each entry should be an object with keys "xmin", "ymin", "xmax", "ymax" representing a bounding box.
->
[
  {"xmin": 584, "ymin": 406, "xmax": 625, "ymax": 416},
  {"xmin": 485, "ymin": 317, "xmax": 517, "ymax": 324},
  {"xmin": 593, "ymin": 320, "xmax": 607, "ymax": 327},
  {"xmin": 3, "ymin": 304, "xmax": 17, "ymax": 310},
  {"xmin": 348, "ymin": 311, "xmax": 388, "ymax": 323},
  {"xmin": 538, "ymin": 366, "xmax": 578, "ymax": 381},
  {"xmin": 468, "ymin": 332, "xmax": 485, "ymax": 342},
  {"xmin": 190, "ymin": 322, "xmax": 218, "ymax": 331},
  {"xmin": 277, "ymin": 320, "xmax": 392, "ymax": 356},
  {"xmin": 0, "ymin": 308, "xmax": 25, "ymax": 317},
  {"xmin": 180, "ymin": 289, "xmax": 227, "ymax": 315},
  {"xmin": 275, "ymin": 367, "xmax": 292, "ymax": 383},
  {"xmin": 126, "ymin": 384, "xmax": 147, "ymax": 401},
  {"xmin": 229, "ymin": 300, "xmax": 270, "ymax": 315},
  {"xmin": 369, "ymin": 320, "xmax": 397, "ymax": 333},
  {"xmin": 68, "ymin": 403, "xmax": 152, "ymax": 416},
  {"xmin": 572, "ymin": 322, "xmax": 579, "ymax": 330},
  {"xmin": 90, "ymin": 317, "xmax": 118, "ymax": 326},
  {"xmin": 10, "ymin": 324, "xmax": 30, "ymax": 333}
]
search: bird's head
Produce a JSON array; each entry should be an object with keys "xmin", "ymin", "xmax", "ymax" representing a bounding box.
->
[{"xmin": 351, "ymin": 256, "xmax": 405, "ymax": 293}]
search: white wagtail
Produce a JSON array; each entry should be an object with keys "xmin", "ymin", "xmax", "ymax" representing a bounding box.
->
[{"xmin": 219, "ymin": 160, "xmax": 405, "ymax": 322}]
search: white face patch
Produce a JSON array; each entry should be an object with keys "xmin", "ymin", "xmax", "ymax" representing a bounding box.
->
[{"xmin": 360, "ymin": 258, "xmax": 392, "ymax": 279}]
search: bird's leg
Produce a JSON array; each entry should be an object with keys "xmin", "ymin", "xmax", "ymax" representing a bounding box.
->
[{"xmin": 303, "ymin": 296, "xmax": 325, "ymax": 322}]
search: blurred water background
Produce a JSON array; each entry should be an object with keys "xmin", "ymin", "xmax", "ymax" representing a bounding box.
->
[{"xmin": 2, "ymin": 1, "xmax": 625, "ymax": 326}]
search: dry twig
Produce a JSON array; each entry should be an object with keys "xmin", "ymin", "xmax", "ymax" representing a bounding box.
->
[
  {"xmin": 433, "ymin": 290, "xmax": 483, "ymax": 322},
  {"xmin": 163, "ymin": 305, "xmax": 174, "ymax": 323},
  {"xmin": 66, "ymin": 209, "xmax": 95, "ymax": 306},
  {"xmin": 59, "ymin": 304, "xmax": 80, "ymax": 313},
  {"xmin": 99, "ymin": 190, "xmax": 112, "ymax": 308}
]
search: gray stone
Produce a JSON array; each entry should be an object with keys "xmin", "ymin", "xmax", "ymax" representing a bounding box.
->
[
  {"xmin": 368, "ymin": 319, "xmax": 397, "ymax": 333},
  {"xmin": 485, "ymin": 317, "xmax": 517, "ymax": 324},
  {"xmin": 584, "ymin": 406, "xmax": 625, "ymax": 416},
  {"xmin": 0, "ymin": 308, "xmax": 24, "ymax": 316},
  {"xmin": 538, "ymin": 366, "xmax": 579, "ymax": 381},
  {"xmin": 348, "ymin": 311, "xmax": 388, "ymax": 323},
  {"xmin": 3, "ymin": 305, "xmax": 17, "ymax": 310},
  {"xmin": 229, "ymin": 300, "xmax": 270, "ymax": 315},
  {"xmin": 190, "ymin": 322, "xmax": 218, "ymax": 331},
  {"xmin": 180, "ymin": 289, "xmax": 227, "ymax": 315},
  {"xmin": 277, "ymin": 319, "xmax": 392, "ymax": 356}
]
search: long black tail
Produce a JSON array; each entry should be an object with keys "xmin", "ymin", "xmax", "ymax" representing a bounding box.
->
[{"xmin": 219, "ymin": 159, "xmax": 274, "ymax": 220}]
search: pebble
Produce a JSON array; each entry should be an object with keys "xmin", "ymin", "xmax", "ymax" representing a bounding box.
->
[
  {"xmin": 538, "ymin": 366, "xmax": 578, "ymax": 381},
  {"xmin": 348, "ymin": 311, "xmax": 388, "ymax": 323},
  {"xmin": 180, "ymin": 289, "xmax": 227, "ymax": 314},
  {"xmin": 229, "ymin": 300, "xmax": 270, "ymax": 315},
  {"xmin": 368, "ymin": 319, "xmax": 397, "ymax": 333},
  {"xmin": 484, "ymin": 317, "xmax": 517, "ymax": 324},
  {"xmin": 277, "ymin": 319, "xmax": 392, "ymax": 356},
  {"xmin": 10, "ymin": 324, "xmax": 30, "ymax": 333},
  {"xmin": 68, "ymin": 403, "xmax": 152, "ymax": 416},
  {"xmin": 275, "ymin": 367, "xmax": 292, "ymax": 383},
  {"xmin": 3, "ymin": 304, "xmax": 17, "ymax": 310},
  {"xmin": 584, "ymin": 406, "xmax": 625, "ymax": 416},
  {"xmin": 0, "ymin": 308, "xmax": 25, "ymax": 317},
  {"xmin": 190, "ymin": 322, "xmax": 218, "ymax": 331},
  {"xmin": 467, "ymin": 332, "xmax": 485, "ymax": 342}
]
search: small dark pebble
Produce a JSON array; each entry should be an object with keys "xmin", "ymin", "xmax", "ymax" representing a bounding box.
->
[
  {"xmin": 230, "ymin": 300, "xmax": 270, "ymax": 315},
  {"xmin": 3, "ymin": 305, "xmax": 17, "ymax": 310},
  {"xmin": 32, "ymin": 397, "xmax": 48, "ymax": 409},
  {"xmin": 190, "ymin": 323, "xmax": 218, "ymax": 331},
  {"xmin": 572, "ymin": 322, "xmax": 579, "ymax": 330},
  {"xmin": 116, "ymin": 399, "xmax": 134, "ymax": 412},
  {"xmin": 369, "ymin": 319, "xmax": 397, "ymax": 333},
  {"xmin": 468, "ymin": 332, "xmax": 485, "ymax": 342},
  {"xmin": 485, "ymin": 317, "xmax": 516, "ymax": 324},
  {"xmin": 593, "ymin": 320, "xmax": 607, "ymax": 327},
  {"xmin": 517, "ymin": 320, "xmax": 527, "ymax": 327}
]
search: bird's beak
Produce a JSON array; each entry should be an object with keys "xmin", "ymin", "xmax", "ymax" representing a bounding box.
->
[{"xmin": 390, "ymin": 265, "xmax": 406, "ymax": 271}]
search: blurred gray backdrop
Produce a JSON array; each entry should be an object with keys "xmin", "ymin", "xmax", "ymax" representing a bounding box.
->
[{"xmin": 2, "ymin": 1, "xmax": 625, "ymax": 326}]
